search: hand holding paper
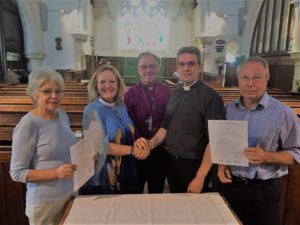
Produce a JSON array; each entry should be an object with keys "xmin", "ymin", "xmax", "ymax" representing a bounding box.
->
[
  {"xmin": 208, "ymin": 120, "xmax": 249, "ymax": 167},
  {"xmin": 70, "ymin": 139, "xmax": 95, "ymax": 192}
]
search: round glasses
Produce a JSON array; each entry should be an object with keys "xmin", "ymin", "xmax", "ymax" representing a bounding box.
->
[{"xmin": 39, "ymin": 88, "xmax": 63, "ymax": 96}]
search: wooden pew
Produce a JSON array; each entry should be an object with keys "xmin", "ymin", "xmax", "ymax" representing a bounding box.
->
[
  {"xmin": 0, "ymin": 148, "xmax": 27, "ymax": 225},
  {"xmin": 0, "ymin": 85, "xmax": 299, "ymax": 225},
  {"xmin": 0, "ymin": 85, "xmax": 89, "ymax": 225},
  {"xmin": 0, "ymin": 98, "xmax": 89, "ymax": 105},
  {"xmin": 0, "ymin": 89, "xmax": 88, "ymax": 97}
]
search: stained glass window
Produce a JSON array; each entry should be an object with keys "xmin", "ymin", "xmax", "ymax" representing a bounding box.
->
[{"xmin": 120, "ymin": 0, "xmax": 167, "ymax": 51}]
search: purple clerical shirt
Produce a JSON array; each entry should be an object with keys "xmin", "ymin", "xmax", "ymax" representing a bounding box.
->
[{"xmin": 124, "ymin": 82, "xmax": 170, "ymax": 140}]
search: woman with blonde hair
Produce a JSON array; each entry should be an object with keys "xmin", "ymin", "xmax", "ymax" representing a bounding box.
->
[{"xmin": 81, "ymin": 65, "xmax": 149, "ymax": 194}]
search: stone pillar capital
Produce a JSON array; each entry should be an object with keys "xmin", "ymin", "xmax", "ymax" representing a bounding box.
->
[
  {"xmin": 26, "ymin": 52, "xmax": 46, "ymax": 60},
  {"xmin": 290, "ymin": 52, "xmax": 300, "ymax": 92},
  {"xmin": 290, "ymin": 52, "xmax": 300, "ymax": 64},
  {"xmin": 25, "ymin": 52, "xmax": 46, "ymax": 71},
  {"xmin": 71, "ymin": 33, "xmax": 89, "ymax": 43}
]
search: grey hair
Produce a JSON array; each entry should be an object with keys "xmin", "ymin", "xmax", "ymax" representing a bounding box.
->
[
  {"xmin": 87, "ymin": 65, "xmax": 126, "ymax": 103},
  {"xmin": 237, "ymin": 56, "xmax": 270, "ymax": 78},
  {"xmin": 176, "ymin": 46, "xmax": 201, "ymax": 64},
  {"xmin": 27, "ymin": 67, "xmax": 64, "ymax": 105},
  {"xmin": 137, "ymin": 52, "xmax": 159, "ymax": 65}
]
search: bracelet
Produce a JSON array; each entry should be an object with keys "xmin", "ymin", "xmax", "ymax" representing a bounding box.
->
[{"xmin": 130, "ymin": 145, "xmax": 134, "ymax": 158}]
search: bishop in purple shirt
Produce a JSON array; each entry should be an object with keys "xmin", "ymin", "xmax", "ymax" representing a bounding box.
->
[{"xmin": 124, "ymin": 52, "xmax": 170, "ymax": 193}]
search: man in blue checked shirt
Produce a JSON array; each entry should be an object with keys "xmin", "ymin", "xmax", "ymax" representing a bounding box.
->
[{"xmin": 218, "ymin": 56, "xmax": 300, "ymax": 225}]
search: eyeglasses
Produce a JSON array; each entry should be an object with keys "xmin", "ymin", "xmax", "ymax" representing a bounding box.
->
[
  {"xmin": 177, "ymin": 61, "xmax": 199, "ymax": 68},
  {"xmin": 239, "ymin": 75, "xmax": 263, "ymax": 83},
  {"xmin": 139, "ymin": 64, "xmax": 158, "ymax": 70},
  {"xmin": 39, "ymin": 88, "xmax": 63, "ymax": 96}
]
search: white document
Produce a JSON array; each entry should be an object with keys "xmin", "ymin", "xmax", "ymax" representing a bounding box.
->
[
  {"xmin": 70, "ymin": 138, "xmax": 95, "ymax": 192},
  {"xmin": 208, "ymin": 120, "xmax": 249, "ymax": 166}
]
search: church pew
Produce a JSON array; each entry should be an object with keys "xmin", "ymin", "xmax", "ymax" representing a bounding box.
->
[
  {"xmin": 0, "ymin": 149, "xmax": 27, "ymax": 225},
  {"xmin": 0, "ymin": 145, "xmax": 299, "ymax": 225},
  {"xmin": 293, "ymin": 108, "xmax": 300, "ymax": 116},
  {"xmin": 0, "ymin": 104, "xmax": 84, "ymax": 112},
  {"xmin": 0, "ymin": 98, "xmax": 89, "ymax": 105},
  {"xmin": 0, "ymin": 85, "xmax": 87, "ymax": 225},
  {"xmin": 0, "ymin": 84, "xmax": 299, "ymax": 225},
  {"xmin": 0, "ymin": 89, "xmax": 88, "ymax": 97},
  {"xmin": 0, "ymin": 83, "xmax": 88, "ymax": 89},
  {"xmin": 0, "ymin": 95, "xmax": 89, "ymax": 101},
  {"xmin": 0, "ymin": 128, "xmax": 13, "ymax": 142},
  {"xmin": 0, "ymin": 95, "xmax": 298, "ymax": 118},
  {"xmin": 0, "ymin": 126, "xmax": 82, "ymax": 143},
  {"xmin": 0, "ymin": 112, "xmax": 82, "ymax": 127},
  {"xmin": 0, "ymin": 99, "xmax": 86, "ymax": 225}
]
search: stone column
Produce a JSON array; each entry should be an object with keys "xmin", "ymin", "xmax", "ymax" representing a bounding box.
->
[
  {"xmin": 26, "ymin": 52, "xmax": 46, "ymax": 71},
  {"xmin": 291, "ymin": 0, "xmax": 300, "ymax": 92},
  {"xmin": 16, "ymin": 0, "xmax": 45, "ymax": 71},
  {"xmin": 71, "ymin": 33, "xmax": 89, "ymax": 70}
]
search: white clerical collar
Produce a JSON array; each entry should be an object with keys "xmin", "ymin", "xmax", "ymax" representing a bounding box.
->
[
  {"xmin": 182, "ymin": 79, "xmax": 198, "ymax": 91},
  {"xmin": 98, "ymin": 97, "xmax": 115, "ymax": 107}
]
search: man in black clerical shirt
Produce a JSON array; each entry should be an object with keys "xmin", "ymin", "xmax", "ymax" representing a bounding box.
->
[{"xmin": 136, "ymin": 46, "xmax": 224, "ymax": 193}]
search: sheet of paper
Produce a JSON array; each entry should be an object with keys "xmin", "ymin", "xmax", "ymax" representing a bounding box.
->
[
  {"xmin": 208, "ymin": 120, "xmax": 249, "ymax": 166},
  {"xmin": 70, "ymin": 138, "xmax": 94, "ymax": 192}
]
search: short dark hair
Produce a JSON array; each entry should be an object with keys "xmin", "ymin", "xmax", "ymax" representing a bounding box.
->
[
  {"xmin": 137, "ymin": 52, "xmax": 159, "ymax": 65},
  {"xmin": 176, "ymin": 46, "xmax": 201, "ymax": 64},
  {"xmin": 237, "ymin": 56, "xmax": 270, "ymax": 78}
]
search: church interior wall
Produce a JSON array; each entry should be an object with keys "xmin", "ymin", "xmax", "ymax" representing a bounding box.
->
[
  {"xmin": 16, "ymin": 0, "xmax": 255, "ymax": 75},
  {"xmin": 198, "ymin": 0, "xmax": 246, "ymax": 75},
  {"xmin": 239, "ymin": 0, "xmax": 264, "ymax": 57},
  {"xmin": 13, "ymin": 0, "xmax": 298, "ymax": 83}
]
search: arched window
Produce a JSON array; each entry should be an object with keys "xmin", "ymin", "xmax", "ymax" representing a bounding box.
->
[{"xmin": 119, "ymin": 0, "xmax": 167, "ymax": 51}]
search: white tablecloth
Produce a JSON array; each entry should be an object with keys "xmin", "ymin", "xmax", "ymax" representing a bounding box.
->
[{"xmin": 64, "ymin": 193, "xmax": 240, "ymax": 225}]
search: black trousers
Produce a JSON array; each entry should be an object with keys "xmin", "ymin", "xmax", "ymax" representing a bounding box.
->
[
  {"xmin": 136, "ymin": 145, "xmax": 168, "ymax": 193},
  {"xmin": 219, "ymin": 177, "xmax": 281, "ymax": 225},
  {"xmin": 167, "ymin": 154, "xmax": 213, "ymax": 193}
]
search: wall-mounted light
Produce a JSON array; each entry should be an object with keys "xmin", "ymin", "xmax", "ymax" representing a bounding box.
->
[
  {"xmin": 90, "ymin": 36, "xmax": 95, "ymax": 48},
  {"xmin": 55, "ymin": 36, "xmax": 62, "ymax": 51},
  {"xmin": 215, "ymin": 39, "xmax": 225, "ymax": 52},
  {"xmin": 48, "ymin": 9, "xmax": 74, "ymax": 14},
  {"xmin": 216, "ymin": 12, "xmax": 227, "ymax": 18},
  {"xmin": 90, "ymin": 36, "xmax": 95, "ymax": 75},
  {"xmin": 60, "ymin": 9, "xmax": 73, "ymax": 14}
]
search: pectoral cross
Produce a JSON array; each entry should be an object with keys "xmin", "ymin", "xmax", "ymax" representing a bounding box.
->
[{"xmin": 146, "ymin": 116, "xmax": 153, "ymax": 131}]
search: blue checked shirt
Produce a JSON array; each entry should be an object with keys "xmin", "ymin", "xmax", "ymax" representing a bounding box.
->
[{"xmin": 225, "ymin": 92, "xmax": 300, "ymax": 180}]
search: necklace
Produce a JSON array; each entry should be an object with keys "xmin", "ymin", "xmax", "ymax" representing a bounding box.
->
[{"xmin": 141, "ymin": 85, "xmax": 157, "ymax": 131}]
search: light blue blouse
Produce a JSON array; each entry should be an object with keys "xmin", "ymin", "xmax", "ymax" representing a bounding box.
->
[{"xmin": 10, "ymin": 108, "xmax": 77, "ymax": 204}]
